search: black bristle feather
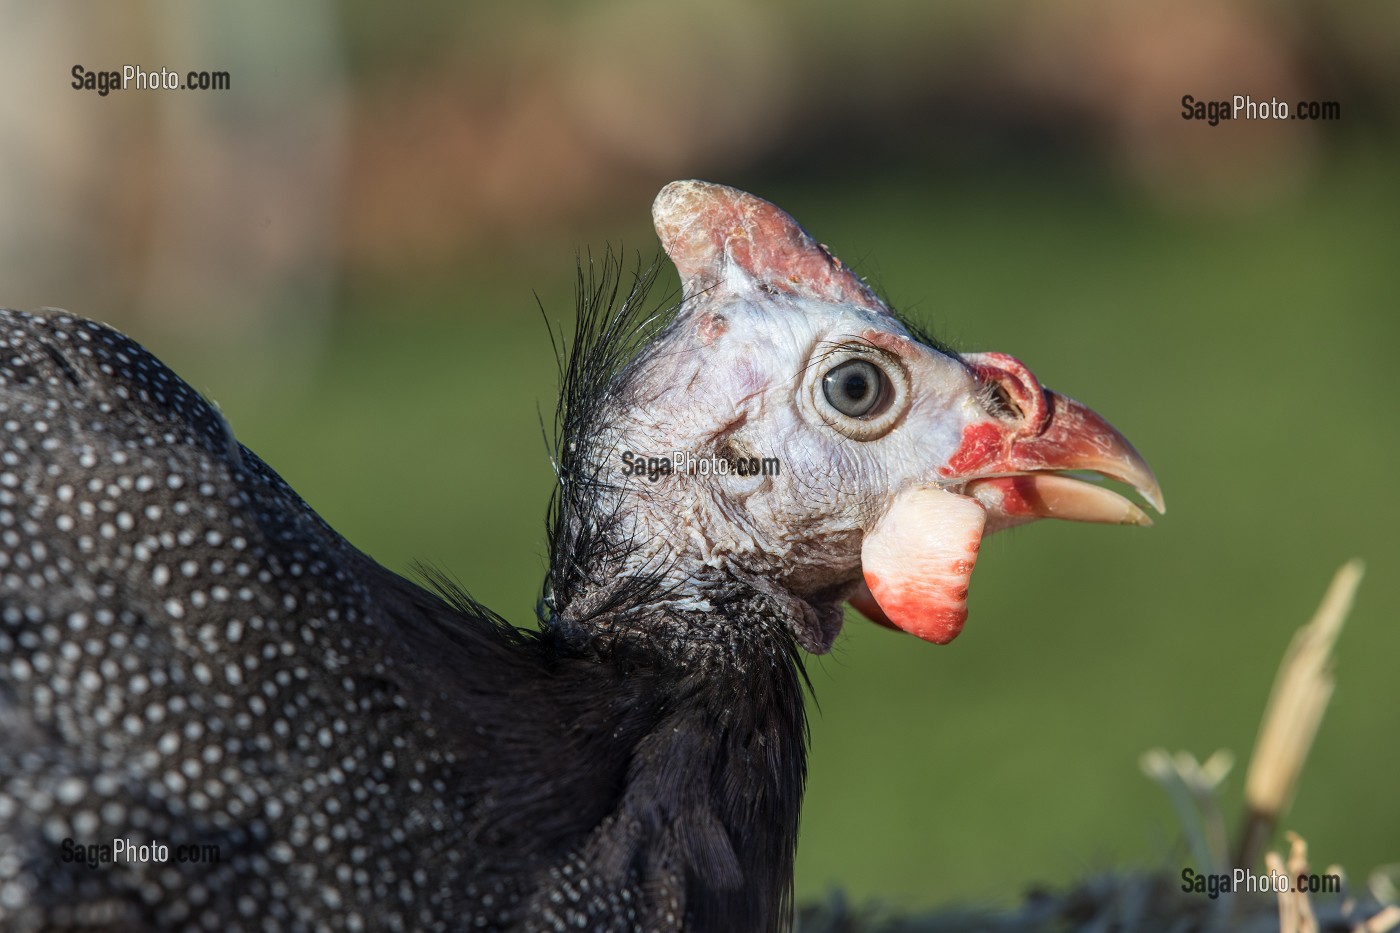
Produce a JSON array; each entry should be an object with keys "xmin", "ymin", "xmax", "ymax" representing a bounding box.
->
[{"xmin": 544, "ymin": 248, "xmax": 678, "ymax": 633}]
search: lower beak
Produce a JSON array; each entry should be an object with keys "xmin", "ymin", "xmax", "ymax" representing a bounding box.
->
[{"xmin": 967, "ymin": 472, "xmax": 1152, "ymax": 532}]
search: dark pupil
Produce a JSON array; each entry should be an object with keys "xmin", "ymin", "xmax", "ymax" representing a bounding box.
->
[
  {"xmin": 841, "ymin": 371, "xmax": 869, "ymax": 402},
  {"xmin": 823, "ymin": 360, "xmax": 882, "ymax": 417}
]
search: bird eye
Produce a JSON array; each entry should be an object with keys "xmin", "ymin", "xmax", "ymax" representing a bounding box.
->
[
  {"xmin": 806, "ymin": 345, "xmax": 910, "ymax": 441},
  {"xmin": 822, "ymin": 359, "xmax": 886, "ymax": 418},
  {"xmin": 806, "ymin": 343, "xmax": 912, "ymax": 442}
]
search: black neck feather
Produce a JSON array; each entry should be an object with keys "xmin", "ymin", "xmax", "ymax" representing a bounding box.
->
[{"xmin": 391, "ymin": 255, "xmax": 814, "ymax": 930}]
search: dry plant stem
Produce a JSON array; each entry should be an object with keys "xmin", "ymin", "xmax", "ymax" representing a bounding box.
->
[
  {"xmin": 1287, "ymin": 832, "xmax": 1319, "ymax": 933},
  {"xmin": 1236, "ymin": 560, "xmax": 1365, "ymax": 870},
  {"xmin": 1268, "ymin": 851, "xmax": 1298, "ymax": 933},
  {"xmin": 1268, "ymin": 837, "xmax": 1324, "ymax": 933}
]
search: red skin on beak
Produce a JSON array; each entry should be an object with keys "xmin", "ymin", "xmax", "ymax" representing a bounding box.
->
[{"xmin": 945, "ymin": 352, "xmax": 1164, "ymax": 516}]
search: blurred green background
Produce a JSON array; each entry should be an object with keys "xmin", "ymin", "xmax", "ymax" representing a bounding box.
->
[{"xmin": 2, "ymin": 0, "xmax": 1397, "ymax": 912}]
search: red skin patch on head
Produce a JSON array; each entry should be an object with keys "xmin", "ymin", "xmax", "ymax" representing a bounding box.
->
[
  {"xmin": 975, "ymin": 475, "xmax": 1040, "ymax": 516},
  {"xmin": 943, "ymin": 421, "xmax": 1005, "ymax": 477},
  {"xmin": 695, "ymin": 312, "xmax": 728, "ymax": 344},
  {"xmin": 856, "ymin": 329, "xmax": 918, "ymax": 358}
]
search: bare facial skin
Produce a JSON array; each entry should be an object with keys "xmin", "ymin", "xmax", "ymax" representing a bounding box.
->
[{"xmin": 595, "ymin": 181, "xmax": 1163, "ymax": 652}]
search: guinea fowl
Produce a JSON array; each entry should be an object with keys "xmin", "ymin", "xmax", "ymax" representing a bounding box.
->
[{"xmin": 0, "ymin": 181, "xmax": 1161, "ymax": 932}]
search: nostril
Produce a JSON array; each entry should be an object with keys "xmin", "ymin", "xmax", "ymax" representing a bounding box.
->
[
  {"xmin": 982, "ymin": 380, "xmax": 1023, "ymax": 422},
  {"xmin": 964, "ymin": 351, "xmax": 1050, "ymax": 433}
]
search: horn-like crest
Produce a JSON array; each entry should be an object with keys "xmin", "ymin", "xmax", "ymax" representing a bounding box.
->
[{"xmin": 652, "ymin": 180, "xmax": 889, "ymax": 312}]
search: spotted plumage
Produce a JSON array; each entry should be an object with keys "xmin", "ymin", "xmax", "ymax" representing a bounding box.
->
[
  {"xmin": 0, "ymin": 309, "xmax": 477, "ymax": 929},
  {"xmin": 0, "ymin": 291, "xmax": 808, "ymax": 932}
]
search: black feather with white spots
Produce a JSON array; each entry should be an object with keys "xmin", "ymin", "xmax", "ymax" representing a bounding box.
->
[
  {"xmin": 0, "ymin": 310, "xmax": 486, "ymax": 930},
  {"xmin": 0, "ymin": 302, "xmax": 811, "ymax": 933}
]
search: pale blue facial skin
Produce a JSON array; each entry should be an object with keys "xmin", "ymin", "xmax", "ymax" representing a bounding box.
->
[{"xmin": 599, "ymin": 281, "xmax": 993, "ymax": 608}]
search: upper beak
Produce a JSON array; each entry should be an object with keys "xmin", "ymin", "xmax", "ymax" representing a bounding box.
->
[{"xmin": 948, "ymin": 352, "xmax": 1164, "ymax": 531}]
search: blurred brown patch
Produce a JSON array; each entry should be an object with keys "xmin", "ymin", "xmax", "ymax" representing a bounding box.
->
[{"xmin": 1005, "ymin": 0, "xmax": 1318, "ymax": 211}]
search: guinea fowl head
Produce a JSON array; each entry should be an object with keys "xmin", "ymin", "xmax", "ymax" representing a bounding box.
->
[{"xmin": 548, "ymin": 180, "xmax": 1162, "ymax": 658}]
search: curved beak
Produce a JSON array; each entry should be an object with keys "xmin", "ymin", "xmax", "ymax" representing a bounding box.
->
[
  {"xmin": 948, "ymin": 352, "xmax": 1164, "ymax": 532},
  {"xmin": 850, "ymin": 350, "xmax": 1163, "ymax": 645},
  {"xmin": 965, "ymin": 387, "xmax": 1164, "ymax": 533}
]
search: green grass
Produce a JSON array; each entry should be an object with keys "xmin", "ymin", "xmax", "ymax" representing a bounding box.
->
[{"xmin": 141, "ymin": 147, "xmax": 1399, "ymax": 911}]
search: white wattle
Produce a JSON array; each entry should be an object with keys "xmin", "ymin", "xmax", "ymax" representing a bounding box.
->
[{"xmin": 859, "ymin": 485, "xmax": 987, "ymax": 644}]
